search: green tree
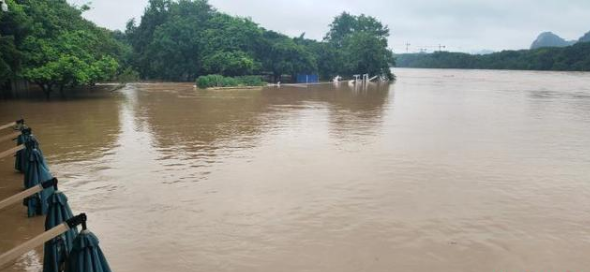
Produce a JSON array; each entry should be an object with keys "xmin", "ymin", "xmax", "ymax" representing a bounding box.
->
[
  {"xmin": 123, "ymin": 2, "xmax": 396, "ymax": 82},
  {"xmin": 22, "ymin": 30, "xmax": 119, "ymax": 96},
  {"xmin": 203, "ymin": 51, "xmax": 258, "ymax": 76},
  {"xmin": 10, "ymin": 0, "xmax": 124, "ymax": 97},
  {"xmin": 0, "ymin": 0, "xmax": 30, "ymax": 88},
  {"xmin": 127, "ymin": 0, "xmax": 212, "ymax": 81},
  {"xmin": 262, "ymin": 33, "xmax": 317, "ymax": 82},
  {"xmin": 325, "ymin": 13, "xmax": 394, "ymax": 79},
  {"xmin": 325, "ymin": 12, "xmax": 390, "ymax": 47},
  {"xmin": 343, "ymin": 32, "xmax": 394, "ymax": 79},
  {"xmin": 125, "ymin": 0, "xmax": 172, "ymax": 76},
  {"xmin": 295, "ymin": 34, "xmax": 344, "ymax": 79},
  {"xmin": 200, "ymin": 14, "xmax": 264, "ymax": 76}
]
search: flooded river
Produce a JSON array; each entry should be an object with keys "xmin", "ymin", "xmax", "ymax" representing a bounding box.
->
[{"xmin": 1, "ymin": 68, "xmax": 590, "ymax": 272}]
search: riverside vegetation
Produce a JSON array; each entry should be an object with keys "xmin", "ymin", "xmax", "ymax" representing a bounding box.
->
[
  {"xmin": 0, "ymin": 0, "xmax": 395, "ymax": 97},
  {"xmin": 196, "ymin": 75, "xmax": 266, "ymax": 89},
  {"xmin": 396, "ymin": 42, "xmax": 590, "ymax": 71}
]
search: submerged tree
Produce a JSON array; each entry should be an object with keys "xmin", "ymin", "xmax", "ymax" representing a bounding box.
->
[
  {"xmin": 261, "ymin": 31, "xmax": 317, "ymax": 81},
  {"xmin": 124, "ymin": 1, "xmax": 393, "ymax": 81},
  {"xmin": 1, "ymin": 0, "xmax": 397, "ymax": 91},
  {"xmin": 343, "ymin": 32, "xmax": 394, "ymax": 79},
  {"xmin": 325, "ymin": 12, "xmax": 394, "ymax": 79},
  {"xmin": 0, "ymin": 0, "xmax": 126, "ymax": 97},
  {"xmin": 23, "ymin": 30, "xmax": 119, "ymax": 96}
]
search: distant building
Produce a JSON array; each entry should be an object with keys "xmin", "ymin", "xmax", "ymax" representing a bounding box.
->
[{"xmin": 295, "ymin": 74, "xmax": 319, "ymax": 84}]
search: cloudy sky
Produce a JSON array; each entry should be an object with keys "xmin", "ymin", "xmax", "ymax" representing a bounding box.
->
[{"xmin": 69, "ymin": 0, "xmax": 590, "ymax": 53}]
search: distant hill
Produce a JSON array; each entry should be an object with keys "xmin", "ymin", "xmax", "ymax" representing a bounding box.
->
[
  {"xmin": 579, "ymin": 31, "xmax": 590, "ymax": 43},
  {"xmin": 530, "ymin": 32, "xmax": 575, "ymax": 49}
]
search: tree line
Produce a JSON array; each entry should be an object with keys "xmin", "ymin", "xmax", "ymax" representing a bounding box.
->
[
  {"xmin": 0, "ymin": 0, "xmax": 395, "ymax": 97},
  {"xmin": 123, "ymin": 0, "xmax": 394, "ymax": 82},
  {"xmin": 395, "ymin": 42, "xmax": 590, "ymax": 71}
]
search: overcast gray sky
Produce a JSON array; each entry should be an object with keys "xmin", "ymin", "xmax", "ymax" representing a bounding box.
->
[{"xmin": 70, "ymin": 0, "xmax": 590, "ymax": 53}]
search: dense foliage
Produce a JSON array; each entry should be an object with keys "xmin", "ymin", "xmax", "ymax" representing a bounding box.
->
[
  {"xmin": 0, "ymin": 0, "xmax": 28, "ymax": 88},
  {"xmin": 0, "ymin": 0, "xmax": 131, "ymax": 97},
  {"xmin": 196, "ymin": 75, "xmax": 266, "ymax": 89},
  {"xmin": 396, "ymin": 42, "xmax": 590, "ymax": 71},
  {"xmin": 0, "ymin": 0, "xmax": 130, "ymax": 97},
  {"xmin": 125, "ymin": 0, "xmax": 395, "ymax": 81},
  {"xmin": 1, "ymin": 0, "xmax": 395, "ymax": 97}
]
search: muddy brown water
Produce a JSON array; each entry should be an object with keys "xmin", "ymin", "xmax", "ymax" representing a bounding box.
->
[{"xmin": 1, "ymin": 68, "xmax": 590, "ymax": 272}]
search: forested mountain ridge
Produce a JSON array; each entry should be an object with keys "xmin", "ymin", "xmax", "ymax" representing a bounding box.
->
[{"xmin": 396, "ymin": 41, "xmax": 590, "ymax": 71}]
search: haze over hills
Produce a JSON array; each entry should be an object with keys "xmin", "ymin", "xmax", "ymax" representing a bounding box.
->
[
  {"xmin": 470, "ymin": 49, "xmax": 495, "ymax": 55},
  {"xmin": 530, "ymin": 31, "xmax": 590, "ymax": 49},
  {"xmin": 395, "ymin": 41, "xmax": 590, "ymax": 72},
  {"xmin": 396, "ymin": 28, "xmax": 590, "ymax": 72}
]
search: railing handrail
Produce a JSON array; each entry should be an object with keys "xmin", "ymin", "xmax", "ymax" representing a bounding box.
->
[{"xmin": 0, "ymin": 145, "xmax": 24, "ymax": 160}]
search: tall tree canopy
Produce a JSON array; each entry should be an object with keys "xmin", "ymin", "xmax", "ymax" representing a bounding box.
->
[
  {"xmin": 0, "ymin": 0, "xmax": 395, "ymax": 94},
  {"xmin": 0, "ymin": 0, "xmax": 128, "ymax": 97},
  {"xmin": 325, "ymin": 12, "xmax": 390, "ymax": 47},
  {"xmin": 343, "ymin": 32, "xmax": 394, "ymax": 78},
  {"xmin": 0, "ymin": 0, "xmax": 29, "ymax": 87},
  {"xmin": 125, "ymin": 1, "xmax": 394, "ymax": 81},
  {"xmin": 324, "ymin": 12, "xmax": 395, "ymax": 79}
]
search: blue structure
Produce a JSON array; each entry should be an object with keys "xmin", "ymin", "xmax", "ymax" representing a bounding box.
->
[
  {"xmin": 296, "ymin": 74, "xmax": 319, "ymax": 84},
  {"xmin": 67, "ymin": 231, "xmax": 113, "ymax": 272}
]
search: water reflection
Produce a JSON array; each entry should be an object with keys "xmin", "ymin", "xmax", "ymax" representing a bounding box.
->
[
  {"xmin": 260, "ymin": 83, "xmax": 392, "ymax": 145},
  {"xmin": 124, "ymin": 82, "xmax": 392, "ymax": 182},
  {"xmin": 139, "ymin": 83, "xmax": 391, "ymax": 146},
  {"xmin": 0, "ymin": 92, "xmax": 121, "ymax": 164}
]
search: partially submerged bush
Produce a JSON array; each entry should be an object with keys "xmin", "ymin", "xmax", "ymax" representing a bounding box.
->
[
  {"xmin": 238, "ymin": 76, "xmax": 266, "ymax": 87},
  {"xmin": 196, "ymin": 75, "xmax": 266, "ymax": 89}
]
